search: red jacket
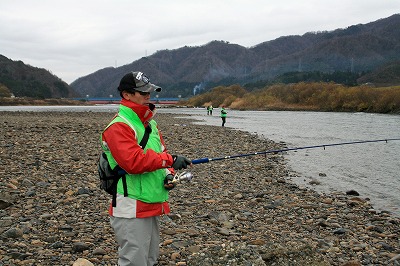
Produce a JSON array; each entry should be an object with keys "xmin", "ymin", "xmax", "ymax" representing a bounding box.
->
[
  {"xmin": 102, "ymin": 99, "xmax": 175, "ymax": 218},
  {"xmin": 103, "ymin": 99, "xmax": 175, "ymax": 173}
]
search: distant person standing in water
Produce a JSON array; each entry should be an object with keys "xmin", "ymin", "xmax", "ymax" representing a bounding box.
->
[
  {"xmin": 207, "ymin": 105, "xmax": 213, "ymax": 115},
  {"xmin": 220, "ymin": 106, "xmax": 227, "ymax": 127}
]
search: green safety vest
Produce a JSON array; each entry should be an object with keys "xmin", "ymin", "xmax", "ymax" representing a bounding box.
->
[
  {"xmin": 101, "ymin": 105, "xmax": 168, "ymax": 203},
  {"xmin": 221, "ymin": 108, "xmax": 227, "ymax": 117}
]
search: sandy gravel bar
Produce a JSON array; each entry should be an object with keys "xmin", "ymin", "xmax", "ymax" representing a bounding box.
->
[{"xmin": 0, "ymin": 111, "xmax": 399, "ymax": 266}]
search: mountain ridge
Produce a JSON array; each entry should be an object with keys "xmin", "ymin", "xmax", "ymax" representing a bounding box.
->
[
  {"xmin": 70, "ymin": 14, "xmax": 400, "ymax": 98},
  {"xmin": 0, "ymin": 55, "xmax": 78, "ymax": 98},
  {"xmin": 1, "ymin": 14, "xmax": 399, "ymax": 99}
]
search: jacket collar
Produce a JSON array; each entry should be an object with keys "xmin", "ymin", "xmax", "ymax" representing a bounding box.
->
[{"xmin": 120, "ymin": 98, "xmax": 154, "ymax": 125}]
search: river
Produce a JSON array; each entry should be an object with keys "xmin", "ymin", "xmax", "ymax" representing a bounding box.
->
[
  {"xmin": 160, "ymin": 108, "xmax": 400, "ymax": 217},
  {"xmin": 1, "ymin": 105, "xmax": 399, "ymax": 216}
]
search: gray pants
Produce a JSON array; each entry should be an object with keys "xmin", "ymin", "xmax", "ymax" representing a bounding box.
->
[{"xmin": 110, "ymin": 216, "xmax": 160, "ymax": 266}]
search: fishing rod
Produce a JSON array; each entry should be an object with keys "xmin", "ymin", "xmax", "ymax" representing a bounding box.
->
[
  {"xmin": 191, "ymin": 138, "xmax": 400, "ymax": 165},
  {"xmin": 112, "ymin": 138, "xmax": 400, "ymax": 185}
]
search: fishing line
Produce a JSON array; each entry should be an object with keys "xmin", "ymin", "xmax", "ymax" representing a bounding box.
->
[{"xmin": 191, "ymin": 138, "xmax": 400, "ymax": 164}]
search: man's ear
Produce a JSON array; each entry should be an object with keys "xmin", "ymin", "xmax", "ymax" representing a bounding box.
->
[{"xmin": 121, "ymin": 91, "xmax": 130, "ymax": 100}]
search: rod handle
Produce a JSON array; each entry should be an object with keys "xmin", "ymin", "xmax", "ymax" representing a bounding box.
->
[{"xmin": 191, "ymin": 158, "xmax": 210, "ymax": 164}]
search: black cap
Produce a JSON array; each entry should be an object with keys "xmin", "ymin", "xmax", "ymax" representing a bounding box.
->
[{"xmin": 117, "ymin": 71, "xmax": 162, "ymax": 93}]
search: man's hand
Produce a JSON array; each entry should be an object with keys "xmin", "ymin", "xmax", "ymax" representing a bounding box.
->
[
  {"xmin": 164, "ymin": 174, "xmax": 175, "ymax": 190},
  {"xmin": 172, "ymin": 155, "xmax": 191, "ymax": 170}
]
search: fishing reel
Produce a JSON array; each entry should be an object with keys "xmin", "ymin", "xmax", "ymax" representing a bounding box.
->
[
  {"xmin": 172, "ymin": 171, "xmax": 193, "ymax": 183},
  {"xmin": 164, "ymin": 171, "xmax": 193, "ymax": 190}
]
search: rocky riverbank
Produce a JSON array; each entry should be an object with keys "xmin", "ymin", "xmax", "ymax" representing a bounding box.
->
[{"xmin": 0, "ymin": 111, "xmax": 399, "ymax": 266}]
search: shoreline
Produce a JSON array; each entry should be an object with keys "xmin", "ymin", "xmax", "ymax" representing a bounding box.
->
[
  {"xmin": 0, "ymin": 111, "xmax": 399, "ymax": 265},
  {"xmin": 2, "ymin": 98, "xmax": 400, "ymax": 114}
]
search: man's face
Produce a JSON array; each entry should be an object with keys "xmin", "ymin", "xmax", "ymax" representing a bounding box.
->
[{"xmin": 123, "ymin": 91, "xmax": 151, "ymax": 105}]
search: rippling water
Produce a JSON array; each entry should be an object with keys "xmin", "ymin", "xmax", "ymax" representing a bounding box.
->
[
  {"xmin": 160, "ymin": 108, "xmax": 400, "ymax": 217},
  {"xmin": 1, "ymin": 105, "xmax": 399, "ymax": 216}
]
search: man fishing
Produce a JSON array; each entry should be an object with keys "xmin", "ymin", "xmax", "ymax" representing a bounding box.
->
[{"xmin": 100, "ymin": 71, "xmax": 192, "ymax": 266}]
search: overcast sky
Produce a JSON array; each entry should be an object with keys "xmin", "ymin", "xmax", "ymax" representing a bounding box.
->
[{"xmin": 1, "ymin": 1, "xmax": 399, "ymax": 84}]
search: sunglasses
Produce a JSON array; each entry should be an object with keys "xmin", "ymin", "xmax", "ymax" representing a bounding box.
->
[{"xmin": 134, "ymin": 90, "xmax": 151, "ymax": 96}]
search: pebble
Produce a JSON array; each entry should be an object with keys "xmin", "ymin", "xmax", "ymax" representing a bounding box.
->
[{"xmin": 0, "ymin": 111, "xmax": 399, "ymax": 265}]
